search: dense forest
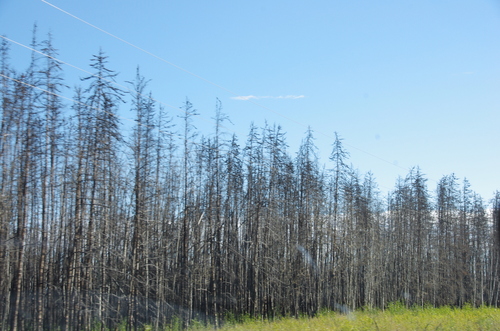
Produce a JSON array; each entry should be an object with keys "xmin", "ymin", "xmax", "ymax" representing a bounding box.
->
[{"xmin": 0, "ymin": 31, "xmax": 499, "ymax": 330}]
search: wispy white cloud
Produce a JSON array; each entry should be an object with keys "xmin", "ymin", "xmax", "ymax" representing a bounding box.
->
[
  {"xmin": 231, "ymin": 95, "xmax": 259, "ymax": 100},
  {"xmin": 231, "ymin": 95, "xmax": 305, "ymax": 101},
  {"xmin": 276, "ymin": 95, "xmax": 306, "ymax": 99}
]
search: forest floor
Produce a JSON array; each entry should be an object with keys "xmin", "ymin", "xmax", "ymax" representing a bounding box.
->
[{"xmin": 176, "ymin": 304, "xmax": 500, "ymax": 331}]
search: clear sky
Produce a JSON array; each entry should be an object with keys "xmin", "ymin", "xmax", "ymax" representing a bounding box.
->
[{"xmin": 1, "ymin": 0, "xmax": 499, "ymax": 201}]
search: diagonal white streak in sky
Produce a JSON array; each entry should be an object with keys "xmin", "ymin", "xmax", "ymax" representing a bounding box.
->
[{"xmin": 231, "ymin": 95, "xmax": 305, "ymax": 101}]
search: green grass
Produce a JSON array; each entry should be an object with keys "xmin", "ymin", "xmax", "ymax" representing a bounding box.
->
[
  {"xmin": 200, "ymin": 304, "xmax": 500, "ymax": 331},
  {"xmin": 91, "ymin": 304, "xmax": 500, "ymax": 330}
]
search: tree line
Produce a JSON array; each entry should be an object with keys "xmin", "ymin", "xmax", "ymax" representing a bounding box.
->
[{"xmin": 1, "ymin": 30, "xmax": 499, "ymax": 330}]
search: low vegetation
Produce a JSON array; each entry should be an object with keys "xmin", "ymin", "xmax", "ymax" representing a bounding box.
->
[{"xmin": 184, "ymin": 304, "xmax": 500, "ymax": 331}]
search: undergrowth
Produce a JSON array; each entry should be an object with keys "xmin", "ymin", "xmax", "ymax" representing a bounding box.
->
[
  {"xmin": 90, "ymin": 304, "xmax": 500, "ymax": 330},
  {"xmin": 206, "ymin": 304, "xmax": 500, "ymax": 331}
]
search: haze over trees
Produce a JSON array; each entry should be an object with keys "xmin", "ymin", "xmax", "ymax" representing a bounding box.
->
[{"xmin": 0, "ymin": 30, "xmax": 499, "ymax": 330}]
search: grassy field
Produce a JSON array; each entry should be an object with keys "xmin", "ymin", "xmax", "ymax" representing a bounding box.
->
[{"xmin": 178, "ymin": 304, "xmax": 500, "ymax": 331}]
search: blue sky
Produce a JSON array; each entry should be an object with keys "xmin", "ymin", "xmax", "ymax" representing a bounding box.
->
[{"xmin": 1, "ymin": 0, "xmax": 499, "ymax": 200}]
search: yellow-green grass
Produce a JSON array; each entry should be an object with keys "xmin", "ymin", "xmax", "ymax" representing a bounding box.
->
[{"xmin": 203, "ymin": 304, "xmax": 500, "ymax": 331}]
